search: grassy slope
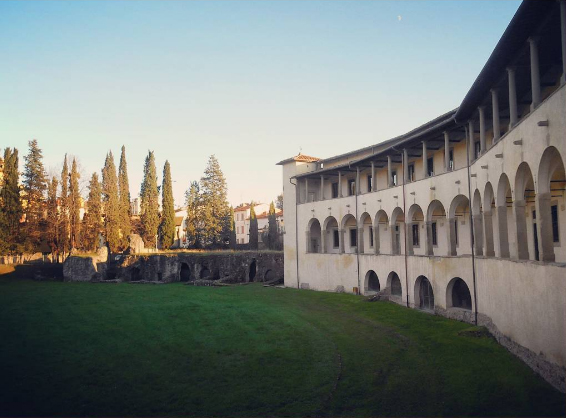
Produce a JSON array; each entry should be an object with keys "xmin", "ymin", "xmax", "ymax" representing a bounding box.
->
[{"xmin": 0, "ymin": 279, "xmax": 563, "ymax": 417}]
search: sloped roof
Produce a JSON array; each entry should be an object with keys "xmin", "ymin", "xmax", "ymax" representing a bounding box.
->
[
  {"xmin": 174, "ymin": 216, "xmax": 184, "ymax": 227},
  {"xmin": 276, "ymin": 153, "xmax": 321, "ymax": 165}
]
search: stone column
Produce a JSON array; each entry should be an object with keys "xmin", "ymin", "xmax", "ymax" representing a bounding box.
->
[
  {"xmin": 468, "ymin": 120, "xmax": 475, "ymax": 159},
  {"xmin": 425, "ymin": 221, "xmax": 434, "ymax": 256},
  {"xmin": 536, "ymin": 193, "xmax": 556, "ymax": 262},
  {"xmin": 356, "ymin": 167, "xmax": 360, "ymax": 195},
  {"xmin": 444, "ymin": 131, "xmax": 450, "ymax": 172},
  {"xmin": 358, "ymin": 227, "xmax": 364, "ymax": 254},
  {"xmin": 448, "ymin": 217, "xmax": 457, "ymax": 256},
  {"xmin": 473, "ymin": 214, "xmax": 484, "ymax": 256},
  {"xmin": 496, "ymin": 205, "xmax": 510, "ymax": 258},
  {"xmin": 491, "ymin": 88, "xmax": 500, "ymax": 141},
  {"xmin": 406, "ymin": 222, "xmax": 414, "ymax": 255},
  {"xmin": 387, "ymin": 155, "xmax": 393, "ymax": 187},
  {"xmin": 305, "ymin": 178, "xmax": 309, "ymax": 203},
  {"xmin": 483, "ymin": 211, "xmax": 495, "ymax": 257},
  {"xmin": 529, "ymin": 37, "xmax": 541, "ymax": 110},
  {"xmin": 371, "ymin": 162, "xmax": 376, "ymax": 192},
  {"xmin": 338, "ymin": 171, "xmax": 343, "ymax": 198},
  {"xmin": 561, "ymin": 0, "xmax": 566, "ymax": 83},
  {"xmin": 514, "ymin": 200, "xmax": 529, "ymax": 260},
  {"xmin": 507, "ymin": 67, "xmax": 518, "ymax": 129},
  {"xmin": 403, "ymin": 148, "xmax": 409, "ymax": 181},
  {"xmin": 320, "ymin": 175, "xmax": 325, "ymax": 201},
  {"xmin": 339, "ymin": 229, "xmax": 345, "ymax": 253},
  {"xmin": 391, "ymin": 224, "xmax": 398, "ymax": 255},
  {"xmin": 321, "ymin": 229, "xmax": 326, "ymax": 254},
  {"xmin": 422, "ymin": 142, "xmax": 428, "ymax": 178},
  {"xmin": 479, "ymin": 106, "xmax": 486, "ymax": 154},
  {"xmin": 305, "ymin": 230, "xmax": 310, "ymax": 253},
  {"xmin": 374, "ymin": 223, "xmax": 380, "ymax": 255}
]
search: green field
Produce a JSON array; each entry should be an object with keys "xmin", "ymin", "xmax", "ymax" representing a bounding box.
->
[{"xmin": 0, "ymin": 279, "xmax": 564, "ymax": 417}]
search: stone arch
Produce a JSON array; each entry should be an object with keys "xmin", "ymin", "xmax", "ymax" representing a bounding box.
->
[
  {"xmin": 264, "ymin": 269, "xmax": 276, "ymax": 281},
  {"xmin": 390, "ymin": 207, "xmax": 405, "ymax": 255},
  {"xmin": 425, "ymin": 200, "xmax": 447, "ymax": 256},
  {"xmin": 483, "ymin": 182, "xmax": 496, "ymax": 257},
  {"xmin": 374, "ymin": 210, "xmax": 389, "ymax": 254},
  {"xmin": 179, "ymin": 262, "xmax": 192, "ymax": 282},
  {"xmin": 536, "ymin": 146, "xmax": 566, "ymax": 262},
  {"xmin": 364, "ymin": 270, "xmax": 380, "ymax": 294},
  {"xmin": 514, "ymin": 162, "xmax": 536, "ymax": 260},
  {"xmin": 407, "ymin": 204, "xmax": 424, "ymax": 255},
  {"xmin": 386, "ymin": 271, "xmax": 402, "ymax": 297},
  {"xmin": 496, "ymin": 173, "xmax": 513, "ymax": 258},
  {"xmin": 200, "ymin": 267, "xmax": 211, "ymax": 279},
  {"xmin": 472, "ymin": 189, "xmax": 484, "ymax": 256},
  {"xmin": 307, "ymin": 218, "xmax": 322, "ymax": 253},
  {"xmin": 448, "ymin": 195, "xmax": 471, "ymax": 256},
  {"xmin": 414, "ymin": 275, "xmax": 434, "ymax": 311},
  {"xmin": 322, "ymin": 216, "xmax": 339, "ymax": 254},
  {"xmin": 248, "ymin": 259, "xmax": 257, "ymax": 282},
  {"xmin": 446, "ymin": 277, "xmax": 472, "ymax": 310},
  {"xmin": 359, "ymin": 212, "xmax": 373, "ymax": 254},
  {"xmin": 341, "ymin": 213, "xmax": 358, "ymax": 254},
  {"xmin": 131, "ymin": 266, "xmax": 141, "ymax": 282}
]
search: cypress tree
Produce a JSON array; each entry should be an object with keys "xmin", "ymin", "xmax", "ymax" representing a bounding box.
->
[
  {"xmin": 229, "ymin": 206, "xmax": 236, "ymax": 250},
  {"xmin": 102, "ymin": 152, "xmax": 120, "ymax": 252},
  {"xmin": 69, "ymin": 158, "xmax": 81, "ymax": 249},
  {"xmin": 0, "ymin": 148, "xmax": 23, "ymax": 254},
  {"xmin": 185, "ymin": 180, "xmax": 202, "ymax": 248},
  {"xmin": 22, "ymin": 139, "xmax": 47, "ymax": 252},
  {"xmin": 249, "ymin": 203, "xmax": 258, "ymax": 250},
  {"xmin": 140, "ymin": 151, "xmax": 159, "ymax": 248},
  {"xmin": 82, "ymin": 173, "xmax": 103, "ymax": 252},
  {"xmin": 267, "ymin": 201, "xmax": 278, "ymax": 250},
  {"xmin": 200, "ymin": 155, "xmax": 229, "ymax": 247},
  {"xmin": 59, "ymin": 155, "xmax": 70, "ymax": 257},
  {"xmin": 118, "ymin": 145, "xmax": 131, "ymax": 249},
  {"xmin": 46, "ymin": 177, "xmax": 59, "ymax": 258},
  {"xmin": 158, "ymin": 160, "xmax": 175, "ymax": 250}
]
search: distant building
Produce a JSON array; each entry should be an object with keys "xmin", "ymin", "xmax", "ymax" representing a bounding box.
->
[
  {"xmin": 131, "ymin": 198, "xmax": 140, "ymax": 216},
  {"xmin": 233, "ymin": 203, "xmax": 269, "ymax": 244},
  {"xmin": 253, "ymin": 209, "xmax": 283, "ymax": 244},
  {"xmin": 172, "ymin": 207, "xmax": 188, "ymax": 248}
]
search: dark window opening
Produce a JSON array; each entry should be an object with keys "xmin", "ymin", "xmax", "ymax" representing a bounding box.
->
[
  {"xmin": 331, "ymin": 182, "xmax": 339, "ymax": 198},
  {"xmin": 474, "ymin": 141, "xmax": 481, "ymax": 160},
  {"xmin": 348, "ymin": 179, "xmax": 356, "ymax": 196},
  {"xmin": 427, "ymin": 157, "xmax": 434, "ymax": 177},
  {"xmin": 333, "ymin": 230, "xmax": 339, "ymax": 248},
  {"xmin": 349, "ymin": 228, "xmax": 357, "ymax": 248},
  {"xmin": 412, "ymin": 223, "xmax": 419, "ymax": 246},
  {"xmin": 249, "ymin": 260, "xmax": 257, "ymax": 282},
  {"xmin": 390, "ymin": 273, "xmax": 402, "ymax": 296},
  {"xmin": 419, "ymin": 277, "xmax": 434, "ymax": 310},
  {"xmin": 369, "ymin": 226, "xmax": 374, "ymax": 247},
  {"xmin": 449, "ymin": 149, "xmax": 454, "ymax": 170},
  {"xmin": 391, "ymin": 170, "xmax": 397, "ymax": 187},
  {"xmin": 366, "ymin": 271, "xmax": 380, "ymax": 292},
  {"xmin": 311, "ymin": 238, "xmax": 319, "ymax": 253},
  {"xmin": 552, "ymin": 205, "xmax": 559, "ymax": 243},
  {"xmin": 452, "ymin": 278, "xmax": 472, "ymax": 310},
  {"xmin": 131, "ymin": 267, "xmax": 141, "ymax": 282},
  {"xmin": 367, "ymin": 175, "xmax": 373, "ymax": 192},
  {"xmin": 179, "ymin": 263, "xmax": 191, "ymax": 282},
  {"xmin": 408, "ymin": 163, "xmax": 415, "ymax": 182},
  {"xmin": 432, "ymin": 222, "xmax": 438, "ymax": 246}
]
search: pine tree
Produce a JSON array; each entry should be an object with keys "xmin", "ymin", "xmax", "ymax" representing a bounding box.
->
[
  {"xmin": 82, "ymin": 173, "xmax": 103, "ymax": 252},
  {"xmin": 69, "ymin": 158, "xmax": 81, "ymax": 249},
  {"xmin": 249, "ymin": 203, "xmax": 258, "ymax": 250},
  {"xmin": 267, "ymin": 201, "xmax": 278, "ymax": 250},
  {"xmin": 22, "ymin": 139, "xmax": 47, "ymax": 252},
  {"xmin": 185, "ymin": 180, "xmax": 203, "ymax": 248},
  {"xmin": 46, "ymin": 177, "xmax": 59, "ymax": 258},
  {"xmin": 158, "ymin": 160, "xmax": 175, "ymax": 250},
  {"xmin": 0, "ymin": 148, "xmax": 23, "ymax": 255},
  {"xmin": 140, "ymin": 151, "xmax": 159, "ymax": 248},
  {"xmin": 200, "ymin": 155, "xmax": 229, "ymax": 247},
  {"xmin": 118, "ymin": 145, "xmax": 131, "ymax": 249},
  {"xmin": 102, "ymin": 152, "xmax": 120, "ymax": 252},
  {"xmin": 59, "ymin": 155, "xmax": 70, "ymax": 257},
  {"xmin": 229, "ymin": 206, "xmax": 236, "ymax": 250}
]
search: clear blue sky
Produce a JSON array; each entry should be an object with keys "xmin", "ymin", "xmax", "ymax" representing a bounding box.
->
[{"xmin": 1, "ymin": 0, "xmax": 521, "ymax": 207}]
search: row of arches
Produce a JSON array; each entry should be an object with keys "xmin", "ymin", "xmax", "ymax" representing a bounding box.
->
[
  {"xmin": 306, "ymin": 146, "xmax": 565, "ymax": 263},
  {"xmin": 364, "ymin": 270, "xmax": 472, "ymax": 312}
]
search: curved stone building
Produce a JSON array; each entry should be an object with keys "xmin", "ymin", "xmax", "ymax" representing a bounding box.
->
[{"xmin": 278, "ymin": 1, "xmax": 566, "ymax": 391}]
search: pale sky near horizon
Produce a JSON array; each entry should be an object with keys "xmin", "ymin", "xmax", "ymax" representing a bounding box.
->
[{"xmin": 1, "ymin": 0, "xmax": 521, "ymax": 208}]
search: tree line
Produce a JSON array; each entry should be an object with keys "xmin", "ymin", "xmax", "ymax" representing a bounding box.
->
[{"xmin": 0, "ymin": 140, "xmax": 281, "ymax": 259}]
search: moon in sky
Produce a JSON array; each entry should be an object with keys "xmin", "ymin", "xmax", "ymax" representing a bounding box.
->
[{"xmin": 398, "ymin": 15, "xmax": 402, "ymax": 21}]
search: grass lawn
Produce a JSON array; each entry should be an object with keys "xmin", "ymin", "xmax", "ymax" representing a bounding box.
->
[{"xmin": 0, "ymin": 279, "xmax": 564, "ymax": 417}]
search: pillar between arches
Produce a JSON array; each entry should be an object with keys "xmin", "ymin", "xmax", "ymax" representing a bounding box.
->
[
  {"xmin": 406, "ymin": 222, "xmax": 414, "ymax": 255},
  {"xmin": 305, "ymin": 230, "xmax": 310, "ymax": 254},
  {"xmin": 514, "ymin": 200, "xmax": 529, "ymax": 260},
  {"xmin": 358, "ymin": 227, "xmax": 364, "ymax": 254},
  {"xmin": 339, "ymin": 229, "xmax": 345, "ymax": 254},
  {"xmin": 373, "ymin": 224, "xmax": 380, "ymax": 254},
  {"xmin": 448, "ymin": 217, "xmax": 457, "ymax": 256},
  {"xmin": 473, "ymin": 214, "xmax": 484, "ymax": 256},
  {"xmin": 425, "ymin": 221, "xmax": 434, "ymax": 256},
  {"xmin": 496, "ymin": 205, "xmax": 510, "ymax": 258},
  {"xmin": 321, "ymin": 229, "xmax": 327, "ymax": 254},
  {"xmin": 483, "ymin": 211, "xmax": 495, "ymax": 257},
  {"xmin": 536, "ymin": 192, "xmax": 556, "ymax": 262}
]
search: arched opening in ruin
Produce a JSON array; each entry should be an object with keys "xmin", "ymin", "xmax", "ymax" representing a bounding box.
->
[
  {"xmin": 200, "ymin": 267, "xmax": 211, "ymax": 279},
  {"xmin": 179, "ymin": 263, "xmax": 192, "ymax": 282},
  {"xmin": 415, "ymin": 275, "xmax": 434, "ymax": 311},
  {"xmin": 131, "ymin": 267, "xmax": 141, "ymax": 282},
  {"xmin": 447, "ymin": 277, "xmax": 472, "ymax": 310},
  {"xmin": 364, "ymin": 270, "xmax": 380, "ymax": 294},
  {"xmin": 264, "ymin": 269, "xmax": 275, "ymax": 281},
  {"xmin": 249, "ymin": 260, "xmax": 257, "ymax": 282},
  {"xmin": 387, "ymin": 271, "xmax": 402, "ymax": 297}
]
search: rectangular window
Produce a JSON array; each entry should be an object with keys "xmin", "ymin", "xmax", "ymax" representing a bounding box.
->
[
  {"xmin": 474, "ymin": 141, "xmax": 481, "ymax": 160},
  {"xmin": 552, "ymin": 204, "xmax": 559, "ymax": 243},
  {"xmin": 367, "ymin": 175, "xmax": 373, "ymax": 192},
  {"xmin": 391, "ymin": 170, "xmax": 397, "ymax": 187},
  {"xmin": 331, "ymin": 182, "xmax": 339, "ymax": 198},
  {"xmin": 348, "ymin": 179, "xmax": 356, "ymax": 196},
  {"xmin": 449, "ymin": 149, "xmax": 454, "ymax": 171},
  {"xmin": 333, "ymin": 229, "xmax": 339, "ymax": 248},
  {"xmin": 412, "ymin": 223, "xmax": 419, "ymax": 246},
  {"xmin": 369, "ymin": 226, "xmax": 374, "ymax": 247},
  {"xmin": 408, "ymin": 163, "xmax": 415, "ymax": 182},
  {"xmin": 349, "ymin": 228, "xmax": 357, "ymax": 248},
  {"xmin": 432, "ymin": 222, "xmax": 438, "ymax": 246},
  {"xmin": 427, "ymin": 157, "xmax": 434, "ymax": 177}
]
